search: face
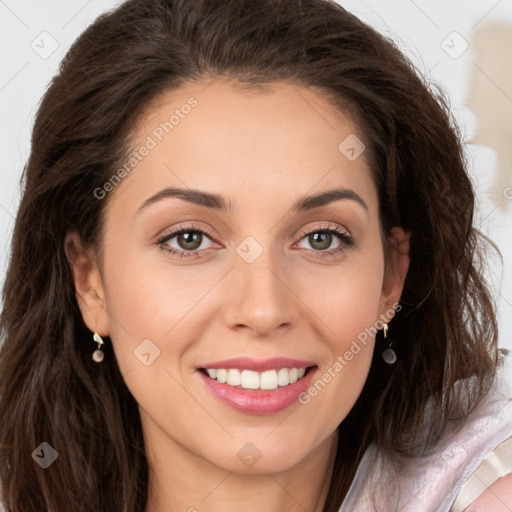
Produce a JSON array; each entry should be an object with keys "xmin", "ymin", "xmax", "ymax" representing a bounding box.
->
[{"xmin": 67, "ymin": 80, "xmax": 409, "ymax": 475}]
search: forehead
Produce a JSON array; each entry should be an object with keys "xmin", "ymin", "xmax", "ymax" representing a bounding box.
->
[{"xmin": 108, "ymin": 80, "xmax": 377, "ymax": 217}]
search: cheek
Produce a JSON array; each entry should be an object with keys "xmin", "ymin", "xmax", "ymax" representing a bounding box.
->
[
  {"xmin": 99, "ymin": 241, "xmax": 177, "ymax": 370},
  {"xmin": 296, "ymin": 293, "xmax": 379, "ymax": 443},
  {"xmin": 295, "ymin": 251, "xmax": 384, "ymax": 428},
  {"xmin": 301, "ymin": 249, "xmax": 385, "ymax": 352},
  {"xmin": 99, "ymin": 239, "xmax": 234, "ymax": 382},
  {"xmin": 321, "ymin": 270, "xmax": 383, "ymax": 340}
]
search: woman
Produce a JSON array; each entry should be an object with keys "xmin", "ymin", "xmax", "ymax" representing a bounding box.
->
[{"xmin": 0, "ymin": 0, "xmax": 511, "ymax": 510}]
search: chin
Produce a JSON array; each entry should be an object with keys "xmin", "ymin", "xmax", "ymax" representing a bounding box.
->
[{"xmin": 203, "ymin": 435, "xmax": 317, "ymax": 475}]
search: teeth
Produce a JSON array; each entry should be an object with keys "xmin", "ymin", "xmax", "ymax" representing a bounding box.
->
[
  {"xmin": 241, "ymin": 370, "xmax": 260, "ymax": 389},
  {"xmin": 204, "ymin": 367, "xmax": 308, "ymax": 390},
  {"xmin": 277, "ymin": 368, "xmax": 289, "ymax": 386},
  {"xmin": 260, "ymin": 370, "xmax": 278, "ymax": 390},
  {"xmin": 227, "ymin": 369, "xmax": 241, "ymax": 386},
  {"xmin": 216, "ymin": 369, "xmax": 227, "ymax": 383}
]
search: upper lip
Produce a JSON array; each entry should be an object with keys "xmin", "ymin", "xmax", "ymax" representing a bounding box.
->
[{"xmin": 199, "ymin": 357, "xmax": 316, "ymax": 372}]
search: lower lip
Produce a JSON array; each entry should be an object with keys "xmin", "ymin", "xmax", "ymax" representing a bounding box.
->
[{"xmin": 198, "ymin": 367, "xmax": 317, "ymax": 414}]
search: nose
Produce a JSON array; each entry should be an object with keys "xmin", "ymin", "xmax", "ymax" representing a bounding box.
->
[{"xmin": 223, "ymin": 246, "xmax": 299, "ymax": 337}]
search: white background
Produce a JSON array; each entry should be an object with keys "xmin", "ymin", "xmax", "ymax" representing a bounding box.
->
[{"xmin": 1, "ymin": 0, "xmax": 511, "ymax": 357}]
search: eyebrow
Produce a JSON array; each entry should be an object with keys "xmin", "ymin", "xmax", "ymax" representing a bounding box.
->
[{"xmin": 136, "ymin": 186, "xmax": 368, "ymax": 215}]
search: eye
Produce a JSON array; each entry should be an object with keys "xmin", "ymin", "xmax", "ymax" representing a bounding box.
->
[
  {"xmin": 156, "ymin": 224, "xmax": 216, "ymax": 259},
  {"xmin": 295, "ymin": 224, "xmax": 354, "ymax": 257},
  {"xmin": 156, "ymin": 223, "xmax": 355, "ymax": 260}
]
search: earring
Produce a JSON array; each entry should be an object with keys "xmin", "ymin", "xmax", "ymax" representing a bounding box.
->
[
  {"xmin": 92, "ymin": 332, "xmax": 105, "ymax": 363},
  {"xmin": 381, "ymin": 323, "xmax": 397, "ymax": 365}
]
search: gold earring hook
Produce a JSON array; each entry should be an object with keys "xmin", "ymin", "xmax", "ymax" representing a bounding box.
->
[{"xmin": 93, "ymin": 332, "xmax": 104, "ymax": 347}]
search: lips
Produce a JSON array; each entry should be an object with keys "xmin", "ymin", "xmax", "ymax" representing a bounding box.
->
[{"xmin": 196, "ymin": 357, "xmax": 318, "ymax": 414}]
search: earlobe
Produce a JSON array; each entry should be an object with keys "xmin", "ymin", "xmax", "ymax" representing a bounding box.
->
[{"xmin": 64, "ymin": 231, "xmax": 110, "ymax": 336}]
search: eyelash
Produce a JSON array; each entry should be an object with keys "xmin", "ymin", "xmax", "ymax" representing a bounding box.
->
[{"xmin": 156, "ymin": 223, "xmax": 355, "ymax": 259}]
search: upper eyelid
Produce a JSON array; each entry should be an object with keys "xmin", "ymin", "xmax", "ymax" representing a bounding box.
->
[{"xmin": 301, "ymin": 223, "xmax": 350, "ymax": 236}]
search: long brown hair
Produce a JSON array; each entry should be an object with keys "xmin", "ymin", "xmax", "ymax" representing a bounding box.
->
[{"xmin": 0, "ymin": 1, "xmax": 500, "ymax": 510}]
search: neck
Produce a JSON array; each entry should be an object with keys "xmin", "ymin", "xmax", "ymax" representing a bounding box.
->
[{"xmin": 144, "ymin": 428, "xmax": 339, "ymax": 512}]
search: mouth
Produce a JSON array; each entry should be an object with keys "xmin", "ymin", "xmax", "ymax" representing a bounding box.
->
[
  {"xmin": 196, "ymin": 360, "xmax": 318, "ymax": 414},
  {"xmin": 198, "ymin": 365, "xmax": 316, "ymax": 391}
]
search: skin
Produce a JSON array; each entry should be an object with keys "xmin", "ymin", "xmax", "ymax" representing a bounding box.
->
[
  {"xmin": 462, "ymin": 473, "xmax": 512, "ymax": 511},
  {"xmin": 65, "ymin": 80, "xmax": 410, "ymax": 511}
]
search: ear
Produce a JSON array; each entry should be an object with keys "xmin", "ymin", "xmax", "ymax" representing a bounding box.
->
[
  {"xmin": 64, "ymin": 230, "xmax": 110, "ymax": 337},
  {"xmin": 378, "ymin": 226, "xmax": 410, "ymax": 316}
]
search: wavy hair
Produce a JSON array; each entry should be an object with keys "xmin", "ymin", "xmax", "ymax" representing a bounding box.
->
[{"xmin": 0, "ymin": 0, "xmax": 500, "ymax": 510}]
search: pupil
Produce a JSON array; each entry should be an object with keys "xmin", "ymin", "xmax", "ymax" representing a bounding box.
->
[
  {"xmin": 311, "ymin": 232, "xmax": 331, "ymax": 250},
  {"xmin": 179, "ymin": 232, "xmax": 201, "ymax": 250}
]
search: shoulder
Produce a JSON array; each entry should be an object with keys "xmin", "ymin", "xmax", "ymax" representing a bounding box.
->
[
  {"xmin": 339, "ymin": 366, "xmax": 512, "ymax": 512},
  {"xmin": 461, "ymin": 472, "xmax": 512, "ymax": 511},
  {"xmin": 453, "ymin": 364, "xmax": 512, "ymax": 511},
  {"xmin": 433, "ymin": 368, "xmax": 512, "ymax": 512},
  {"xmin": 453, "ymin": 434, "xmax": 512, "ymax": 511}
]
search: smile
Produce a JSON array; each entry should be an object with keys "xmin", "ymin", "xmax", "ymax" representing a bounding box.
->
[
  {"xmin": 201, "ymin": 367, "xmax": 308, "ymax": 390},
  {"xmin": 197, "ymin": 357, "xmax": 318, "ymax": 414}
]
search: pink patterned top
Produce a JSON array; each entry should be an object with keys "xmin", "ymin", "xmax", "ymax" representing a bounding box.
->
[{"xmin": 339, "ymin": 360, "xmax": 512, "ymax": 511}]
